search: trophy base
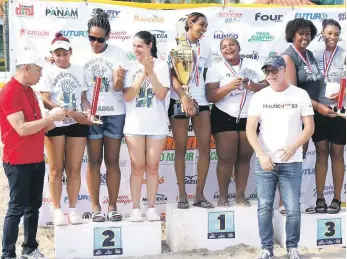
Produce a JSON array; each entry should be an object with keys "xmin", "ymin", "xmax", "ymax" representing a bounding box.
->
[
  {"xmin": 172, "ymin": 103, "xmax": 200, "ymax": 118},
  {"xmin": 330, "ymin": 106, "xmax": 346, "ymax": 118}
]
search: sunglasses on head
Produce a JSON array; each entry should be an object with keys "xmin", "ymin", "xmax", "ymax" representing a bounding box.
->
[
  {"xmin": 263, "ymin": 67, "xmax": 283, "ymax": 75},
  {"xmin": 88, "ymin": 35, "xmax": 106, "ymax": 43}
]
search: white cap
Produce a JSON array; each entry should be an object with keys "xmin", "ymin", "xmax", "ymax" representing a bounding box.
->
[
  {"xmin": 51, "ymin": 40, "xmax": 71, "ymax": 52},
  {"xmin": 15, "ymin": 49, "xmax": 45, "ymax": 68}
]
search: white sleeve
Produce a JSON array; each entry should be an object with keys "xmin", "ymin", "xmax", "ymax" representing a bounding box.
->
[
  {"xmin": 204, "ymin": 47, "xmax": 212, "ymax": 68},
  {"xmin": 205, "ymin": 65, "xmax": 221, "ymax": 84},
  {"xmin": 301, "ymin": 91, "xmax": 314, "ymax": 116},
  {"xmin": 157, "ymin": 62, "xmax": 171, "ymax": 89},
  {"xmin": 248, "ymin": 92, "xmax": 262, "ymax": 116},
  {"xmin": 123, "ymin": 67, "xmax": 133, "ymax": 89},
  {"xmin": 37, "ymin": 66, "xmax": 53, "ymax": 92}
]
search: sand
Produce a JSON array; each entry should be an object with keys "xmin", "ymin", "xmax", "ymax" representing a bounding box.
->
[{"xmin": 0, "ymin": 143, "xmax": 345, "ymax": 259}]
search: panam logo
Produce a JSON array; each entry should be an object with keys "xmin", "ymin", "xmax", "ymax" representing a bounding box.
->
[
  {"xmin": 45, "ymin": 6, "xmax": 78, "ymax": 19},
  {"xmin": 134, "ymin": 15, "xmax": 164, "ymax": 23}
]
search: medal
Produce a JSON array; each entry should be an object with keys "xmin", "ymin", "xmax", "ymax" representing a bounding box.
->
[
  {"xmin": 324, "ymin": 77, "xmax": 330, "ymax": 84},
  {"xmin": 323, "ymin": 46, "xmax": 338, "ymax": 84},
  {"xmin": 292, "ymin": 45, "xmax": 318, "ymax": 81}
]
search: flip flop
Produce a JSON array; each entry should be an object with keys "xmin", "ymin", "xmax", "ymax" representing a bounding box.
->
[
  {"xmin": 92, "ymin": 211, "xmax": 106, "ymax": 222},
  {"xmin": 193, "ymin": 200, "xmax": 213, "ymax": 209},
  {"xmin": 177, "ymin": 200, "xmax": 189, "ymax": 209},
  {"xmin": 107, "ymin": 211, "xmax": 123, "ymax": 222},
  {"xmin": 236, "ymin": 199, "xmax": 251, "ymax": 207},
  {"xmin": 217, "ymin": 200, "xmax": 230, "ymax": 207}
]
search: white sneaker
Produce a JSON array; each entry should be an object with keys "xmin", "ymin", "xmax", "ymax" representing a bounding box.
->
[
  {"xmin": 53, "ymin": 209, "xmax": 67, "ymax": 226},
  {"xmin": 146, "ymin": 208, "xmax": 160, "ymax": 221},
  {"xmin": 21, "ymin": 248, "xmax": 48, "ymax": 259},
  {"xmin": 69, "ymin": 211, "xmax": 83, "ymax": 225},
  {"xmin": 129, "ymin": 209, "xmax": 143, "ymax": 222}
]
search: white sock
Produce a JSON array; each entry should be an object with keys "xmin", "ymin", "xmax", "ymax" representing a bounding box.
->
[{"xmin": 69, "ymin": 208, "xmax": 76, "ymax": 214}]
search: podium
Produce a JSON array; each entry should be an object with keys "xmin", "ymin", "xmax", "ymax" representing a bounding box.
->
[
  {"xmin": 274, "ymin": 210, "xmax": 346, "ymax": 248},
  {"xmin": 55, "ymin": 220, "xmax": 161, "ymax": 258},
  {"xmin": 166, "ymin": 201, "xmax": 261, "ymax": 252}
]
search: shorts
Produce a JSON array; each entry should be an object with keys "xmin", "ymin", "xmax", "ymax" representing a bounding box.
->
[
  {"xmin": 167, "ymin": 98, "xmax": 210, "ymax": 119},
  {"xmin": 211, "ymin": 105, "xmax": 247, "ymax": 134},
  {"xmin": 312, "ymin": 111, "xmax": 346, "ymax": 145},
  {"xmin": 125, "ymin": 134, "xmax": 167, "ymax": 139},
  {"xmin": 88, "ymin": 114, "xmax": 125, "ymax": 140},
  {"xmin": 45, "ymin": 123, "xmax": 89, "ymax": 137}
]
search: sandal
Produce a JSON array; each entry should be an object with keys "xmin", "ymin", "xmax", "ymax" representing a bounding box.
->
[
  {"xmin": 327, "ymin": 199, "xmax": 341, "ymax": 214},
  {"xmin": 92, "ymin": 211, "xmax": 106, "ymax": 222},
  {"xmin": 217, "ymin": 200, "xmax": 230, "ymax": 207},
  {"xmin": 107, "ymin": 211, "xmax": 123, "ymax": 222},
  {"xmin": 177, "ymin": 200, "xmax": 189, "ymax": 209},
  {"xmin": 236, "ymin": 199, "xmax": 251, "ymax": 207},
  {"xmin": 193, "ymin": 200, "xmax": 214, "ymax": 209},
  {"xmin": 315, "ymin": 197, "xmax": 327, "ymax": 213}
]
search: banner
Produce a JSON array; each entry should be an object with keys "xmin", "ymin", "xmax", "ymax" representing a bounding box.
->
[{"xmin": 9, "ymin": 0, "xmax": 346, "ymax": 225}]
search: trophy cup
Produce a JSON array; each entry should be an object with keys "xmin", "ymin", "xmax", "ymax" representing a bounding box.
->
[
  {"xmin": 89, "ymin": 76, "xmax": 103, "ymax": 124},
  {"xmin": 170, "ymin": 34, "xmax": 199, "ymax": 118},
  {"xmin": 333, "ymin": 72, "xmax": 346, "ymax": 118}
]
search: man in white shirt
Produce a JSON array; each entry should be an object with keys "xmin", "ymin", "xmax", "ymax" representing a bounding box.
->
[{"xmin": 246, "ymin": 55, "xmax": 314, "ymax": 259}]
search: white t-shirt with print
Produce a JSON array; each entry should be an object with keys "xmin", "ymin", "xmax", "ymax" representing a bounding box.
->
[
  {"xmin": 123, "ymin": 59, "xmax": 171, "ymax": 135},
  {"xmin": 169, "ymin": 39, "xmax": 212, "ymax": 106},
  {"xmin": 206, "ymin": 58, "xmax": 265, "ymax": 118},
  {"xmin": 83, "ymin": 44, "xmax": 129, "ymax": 116},
  {"xmin": 248, "ymin": 85, "xmax": 314, "ymax": 163},
  {"xmin": 38, "ymin": 63, "xmax": 86, "ymax": 126}
]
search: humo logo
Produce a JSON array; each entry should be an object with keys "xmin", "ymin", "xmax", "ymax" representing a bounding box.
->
[
  {"xmin": 255, "ymin": 13, "xmax": 283, "ymax": 22},
  {"xmin": 240, "ymin": 51, "xmax": 259, "ymax": 60},
  {"xmin": 295, "ymin": 13, "xmax": 327, "ymax": 20},
  {"xmin": 213, "ymin": 191, "xmax": 235, "ymax": 200},
  {"xmin": 214, "ymin": 30, "xmax": 238, "ymax": 40}
]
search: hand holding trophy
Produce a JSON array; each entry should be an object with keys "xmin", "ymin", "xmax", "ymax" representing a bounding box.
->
[
  {"xmin": 170, "ymin": 34, "xmax": 200, "ymax": 118},
  {"xmin": 329, "ymin": 65, "xmax": 346, "ymax": 119}
]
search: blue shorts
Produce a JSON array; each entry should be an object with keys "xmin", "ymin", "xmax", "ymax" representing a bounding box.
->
[{"xmin": 88, "ymin": 115, "xmax": 125, "ymax": 140}]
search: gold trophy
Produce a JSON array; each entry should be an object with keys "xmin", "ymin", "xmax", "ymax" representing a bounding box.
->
[{"xmin": 170, "ymin": 34, "xmax": 199, "ymax": 118}]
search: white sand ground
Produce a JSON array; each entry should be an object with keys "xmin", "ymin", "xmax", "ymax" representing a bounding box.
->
[{"xmin": 0, "ymin": 143, "xmax": 345, "ymax": 258}]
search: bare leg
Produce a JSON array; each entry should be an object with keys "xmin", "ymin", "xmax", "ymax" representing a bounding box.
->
[
  {"xmin": 314, "ymin": 140, "xmax": 330, "ymax": 199},
  {"xmin": 330, "ymin": 143, "xmax": 345, "ymax": 201}
]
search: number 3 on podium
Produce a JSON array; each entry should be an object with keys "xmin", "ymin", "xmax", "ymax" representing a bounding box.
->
[{"xmin": 94, "ymin": 227, "xmax": 123, "ymax": 256}]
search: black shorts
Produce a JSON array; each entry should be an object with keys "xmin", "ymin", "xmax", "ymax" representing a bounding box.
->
[
  {"xmin": 167, "ymin": 98, "xmax": 210, "ymax": 118},
  {"xmin": 45, "ymin": 123, "xmax": 89, "ymax": 138},
  {"xmin": 211, "ymin": 104, "xmax": 247, "ymax": 134},
  {"xmin": 312, "ymin": 111, "xmax": 346, "ymax": 145}
]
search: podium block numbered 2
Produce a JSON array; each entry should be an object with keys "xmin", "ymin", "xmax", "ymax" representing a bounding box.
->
[
  {"xmin": 208, "ymin": 211, "xmax": 235, "ymax": 239},
  {"xmin": 94, "ymin": 227, "xmax": 122, "ymax": 256}
]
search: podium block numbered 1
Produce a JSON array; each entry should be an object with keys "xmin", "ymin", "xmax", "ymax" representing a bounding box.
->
[{"xmin": 208, "ymin": 211, "xmax": 235, "ymax": 239}]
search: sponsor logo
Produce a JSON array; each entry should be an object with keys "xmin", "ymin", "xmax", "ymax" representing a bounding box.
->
[
  {"xmin": 212, "ymin": 52, "xmax": 223, "ymax": 62},
  {"xmin": 59, "ymin": 30, "xmax": 88, "ymax": 38},
  {"xmin": 302, "ymin": 168, "xmax": 315, "ymax": 176},
  {"xmin": 263, "ymin": 103, "xmax": 298, "ymax": 109},
  {"xmin": 185, "ymin": 175, "xmax": 198, "ymax": 184},
  {"xmin": 164, "ymin": 136, "xmax": 216, "ymax": 151},
  {"xmin": 338, "ymin": 13, "xmax": 346, "ymax": 21},
  {"xmin": 248, "ymin": 32, "xmax": 274, "ymax": 42},
  {"xmin": 255, "ymin": 12, "xmax": 283, "ymax": 22},
  {"xmin": 109, "ymin": 31, "xmax": 130, "ymax": 41},
  {"xmin": 241, "ymin": 51, "xmax": 259, "ymax": 60},
  {"xmin": 313, "ymin": 185, "xmax": 334, "ymax": 196},
  {"xmin": 20, "ymin": 28, "xmax": 49, "ymax": 37},
  {"xmin": 16, "ymin": 4, "xmax": 34, "ymax": 17},
  {"xmin": 103, "ymin": 195, "xmax": 132, "ymax": 205},
  {"xmin": 82, "ymin": 212, "xmax": 92, "ymax": 219},
  {"xmin": 46, "ymin": 7, "xmax": 78, "ymax": 19},
  {"xmin": 213, "ymin": 191, "xmax": 235, "ymax": 200},
  {"xmin": 92, "ymin": 8, "xmax": 120, "ymax": 19},
  {"xmin": 306, "ymin": 150, "xmax": 316, "ymax": 157},
  {"xmin": 218, "ymin": 10, "xmax": 243, "ymax": 23},
  {"xmin": 134, "ymin": 15, "xmax": 164, "ymax": 23},
  {"xmin": 64, "ymin": 195, "xmax": 91, "ymax": 203},
  {"xmin": 149, "ymin": 30, "xmax": 168, "ymax": 43},
  {"xmin": 42, "ymin": 197, "xmax": 52, "ymax": 204},
  {"xmin": 295, "ymin": 13, "xmax": 327, "ymax": 20},
  {"xmin": 142, "ymin": 176, "xmax": 165, "ymax": 185},
  {"xmin": 214, "ymin": 30, "xmax": 238, "ymax": 40},
  {"xmin": 142, "ymin": 194, "xmax": 167, "ymax": 205}
]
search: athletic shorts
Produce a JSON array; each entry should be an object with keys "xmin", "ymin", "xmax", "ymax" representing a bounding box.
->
[
  {"xmin": 45, "ymin": 123, "xmax": 89, "ymax": 137},
  {"xmin": 211, "ymin": 105, "xmax": 247, "ymax": 134}
]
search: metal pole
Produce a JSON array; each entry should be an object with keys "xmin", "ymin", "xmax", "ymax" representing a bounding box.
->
[{"xmin": 1, "ymin": 1, "xmax": 9, "ymax": 72}]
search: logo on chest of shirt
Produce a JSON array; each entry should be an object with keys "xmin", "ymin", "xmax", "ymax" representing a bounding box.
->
[
  {"xmin": 85, "ymin": 58, "xmax": 113, "ymax": 92},
  {"xmin": 263, "ymin": 103, "xmax": 298, "ymax": 109}
]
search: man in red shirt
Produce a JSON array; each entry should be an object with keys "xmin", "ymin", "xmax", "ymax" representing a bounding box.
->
[{"xmin": 0, "ymin": 49, "xmax": 66, "ymax": 259}]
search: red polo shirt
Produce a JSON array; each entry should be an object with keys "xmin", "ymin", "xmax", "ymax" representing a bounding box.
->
[{"xmin": 0, "ymin": 77, "xmax": 44, "ymax": 164}]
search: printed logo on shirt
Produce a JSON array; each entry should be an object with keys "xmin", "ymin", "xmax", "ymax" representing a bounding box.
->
[
  {"xmin": 92, "ymin": 8, "xmax": 121, "ymax": 20},
  {"xmin": 54, "ymin": 73, "xmax": 82, "ymax": 109},
  {"xmin": 84, "ymin": 57, "xmax": 112, "ymax": 93},
  {"xmin": 248, "ymin": 32, "xmax": 274, "ymax": 42},
  {"xmin": 218, "ymin": 10, "xmax": 243, "ymax": 23},
  {"xmin": 255, "ymin": 13, "xmax": 283, "ymax": 22},
  {"xmin": 45, "ymin": 6, "xmax": 78, "ymax": 19},
  {"xmin": 15, "ymin": 4, "xmax": 34, "ymax": 17},
  {"xmin": 136, "ymin": 79, "xmax": 154, "ymax": 108},
  {"xmin": 295, "ymin": 13, "xmax": 328, "ymax": 20},
  {"xmin": 263, "ymin": 103, "xmax": 298, "ymax": 109},
  {"xmin": 213, "ymin": 30, "xmax": 239, "ymax": 40}
]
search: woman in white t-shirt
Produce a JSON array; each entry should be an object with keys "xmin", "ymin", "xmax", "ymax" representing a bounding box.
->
[
  {"xmin": 205, "ymin": 37, "xmax": 268, "ymax": 207},
  {"xmin": 39, "ymin": 33, "xmax": 92, "ymax": 225},
  {"xmin": 81, "ymin": 9, "xmax": 130, "ymax": 223},
  {"xmin": 123, "ymin": 31, "xmax": 170, "ymax": 221},
  {"xmin": 169, "ymin": 12, "xmax": 213, "ymax": 209}
]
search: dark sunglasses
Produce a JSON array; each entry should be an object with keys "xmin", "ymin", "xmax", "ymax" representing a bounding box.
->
[
  {"xmin": 88, "ymin": 35, "xmax": 106, "ymax": 43},
  {"xmin": 263, "ymin": 67, "xmax": 283, "ymax": 75}
]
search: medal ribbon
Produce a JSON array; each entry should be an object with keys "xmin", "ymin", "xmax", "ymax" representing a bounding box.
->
[
  {"xmin": 323, "ymin": 46, "xmax": 338, "ymax": 79},
  {"xmin": 186, "ymin": 36, "xmax": 200, "ymax": 86},
  {"xmin": 223, "ymin": 58, "xmax": 242, "ymax": 77},
  {"xmin": 292, "ymin": 45, "xmax": 313, "ymax": 73}
]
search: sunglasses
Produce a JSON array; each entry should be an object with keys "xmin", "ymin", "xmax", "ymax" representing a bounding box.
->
[
  {"xmin": 88, "ymin": 35, "xmax": 106, "ymax": 43},
  {"xmin": 263, "ymin": 67, "xmax": 283, "ymax": 75}
]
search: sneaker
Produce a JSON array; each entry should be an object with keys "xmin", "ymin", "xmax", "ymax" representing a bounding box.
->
[
  {"xmin": 146, "ymin": 208, "xmax": 160, "ymax": 221},
  {"xmin": 129, "ymin": 209, "xmax": 143, "ymax": 222},
  {"xmin": 21, "ymin": 249, "xmax": 47, "ymax": 259},
  {"xmin": 53, "ymin": 209, "xmax": 68, "ymax": 226},
  {"xmin": 69, "ymin": 211, "xmax": 83, "ymax": 225},
  {"xmin": 287, "ymin": 248, "xmax": 300, "ymax": 259},
  {"xmin": 258, "ymin": 249, "xmax": 274, "ymax": 259}
]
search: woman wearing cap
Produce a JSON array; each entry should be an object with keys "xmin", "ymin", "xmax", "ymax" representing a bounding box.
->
[
  {"xmin": 39, "ymin": 32, "xmax": 92, "ymax": 225},
  {"xmin": 82, "ymin": 9, "xmax": 129, "ymax": 222},
  {"xmin": 312, "ymin": 19, "xmax": 346, "ymax": 214},
  {"xmin": 169, "ymin": 12, "xmax": 213, "ymax": 209},
  {"xmin": 123, "ymin": 31, "xmax": 170, "ymax": 221},
  {"xmin": 205, "ymin": 37, "xmax": 268, "ymax": 207}
]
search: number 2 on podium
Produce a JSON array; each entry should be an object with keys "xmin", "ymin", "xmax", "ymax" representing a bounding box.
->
[{"xmin": 102, "ymin": 230, "xmax": 115, "ymax": 247}]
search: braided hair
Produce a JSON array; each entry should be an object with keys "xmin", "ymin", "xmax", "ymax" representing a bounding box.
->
[
  {"xmin": 134, "ymin": 31, "xmax": 158, "ymax": 58},
  {"xmin": 185, "ymin": 12, "xmax": 206, "ymax": 32},
  {"xmin": 88, "ymin": 8, "xmax": 111, "ymax": 37}
]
